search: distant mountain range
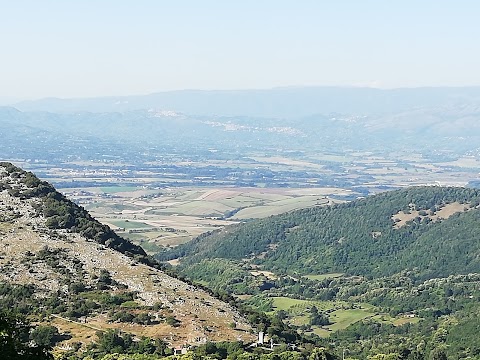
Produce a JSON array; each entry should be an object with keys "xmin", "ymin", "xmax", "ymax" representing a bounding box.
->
[
  {"xmin": 11, "ymin": 86, "xmax": 480, "ymax": 117},
  {"xmin": 2, "ymin": 98, "xmax": 480, "ymax": 164}
]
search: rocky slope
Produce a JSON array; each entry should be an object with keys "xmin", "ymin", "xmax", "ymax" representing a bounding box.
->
[{"xmin": 0, "ymin": 162, "xmax": 253, "ymax": 349}]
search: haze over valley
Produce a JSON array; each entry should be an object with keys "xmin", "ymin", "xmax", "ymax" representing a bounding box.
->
[
  {"xmin": 2, "ymin": 1, "xmax": 480, "ymax": 359},
  {"xmin": 2, "ymin": 87, "xmax": 480, "ymax": 359}
]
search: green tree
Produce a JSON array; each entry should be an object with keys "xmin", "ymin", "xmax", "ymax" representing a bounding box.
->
[
  {"xmin": 309, "ymin": 347, "xmax": 334, "ymax": 360},
  {"xmin": 429, "ymin": 347, "xmax": 447, "ymax": 360},
  {"xmin": 0, "ymin": 311, "xmax": 53, "ymax": 360},
  {"xmin": 30, "ymin": 325, "xmax": 60, "ymax": 347},
  {"xmin": 96, "ymin": 329, "xmax": 126, "ymax": 354}
]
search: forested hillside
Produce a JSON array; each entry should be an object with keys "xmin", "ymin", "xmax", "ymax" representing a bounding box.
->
[
  {"xmin": 156, "ymin": 186, "xmax": 480, "ymax": 359},
  {"xmin": 160, "ymin": 186, "xmax": 480, "ymax": 279}
]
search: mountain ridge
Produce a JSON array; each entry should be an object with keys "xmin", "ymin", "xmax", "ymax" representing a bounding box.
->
[{"xmin": 11, "ymin": 86, "xmax": 480, "ymax": 117}]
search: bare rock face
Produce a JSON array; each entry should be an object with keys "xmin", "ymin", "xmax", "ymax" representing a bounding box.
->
[{"xmin": 0, "ymin": 162, "xmax": 253, "ymax": 348}]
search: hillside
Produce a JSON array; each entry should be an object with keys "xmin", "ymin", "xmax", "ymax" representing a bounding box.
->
[
  {"xmin": 0, "ymin": 162, "xmax": 253, "ymax": 352},
  {"xmin": 157, "ymin": 186, "xmax": 480, "ymax": 359},
  {"xmin": 3, "ymin": 165, "xmax": 480, "ymax": 359},
  {"xmin": 162, "ymin": 186, "xmax": 480, "ymax": 280}
]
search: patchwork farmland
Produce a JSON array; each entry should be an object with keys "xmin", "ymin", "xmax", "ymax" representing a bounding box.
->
[{"xmin": 62, "ymin": 186, "xmax": 349, "ymax": 253}]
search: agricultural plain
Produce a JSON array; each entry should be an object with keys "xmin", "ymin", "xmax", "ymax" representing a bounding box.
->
[{"xmin": 62, "ymin": 186, "xmax": 348, "ymax": 253}]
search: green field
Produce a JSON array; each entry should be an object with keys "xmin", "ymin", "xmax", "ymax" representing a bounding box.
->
[
  {"xmin": 108, "ymin": 220, "xmax": 152, "ymax": 229},
  {"xmin": 311, "ymin": 327, "xmax": 331, "ymax": 337},
  {"xmin": 327, "ymin": 308, "xmax": 374, "ymax": 332},
  {"xmin": 153, "ymin": 200, "xmax": 234, "ymax": 216},
  {"xmin": 121, "ymin": 229, "xmax": 193, "ymax": 251},
  {"xmin": 270, "ymin": 297, "xmax": 377, "ymax": 337},
  {"xmin": 233, "ymin": 197, "xmax": 328, "ymax": 219},
  {"xmin": 216, "ymin": 196, "xmax": 263, "ymax": 208},
  {"xmin": 391, "ymin": 317, "xmax": 420, "ymax": 326},
  {"xmin": 270, "ymin": 297, "xmax": 347, "ymax": 313},
  {"xmin": 303, "ymin": 273, "xmax": 344, "ymax": 281}
]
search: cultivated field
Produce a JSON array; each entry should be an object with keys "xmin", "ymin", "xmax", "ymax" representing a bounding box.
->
[
  {"xmin": 268, "ymin": 296, "xmax": 376, "ymax": 337},
  {"xmin": 302, "ymin": 273, "xmax": 344, "ymax": 281},
  {"xmin": 62, "ymin": 186, "xmax": 348, "ymax": 254}
]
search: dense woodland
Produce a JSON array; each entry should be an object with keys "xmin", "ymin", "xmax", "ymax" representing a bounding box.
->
[{"xmin": 161, "ymin": 186, "xmax": 480, "ymax": 278}]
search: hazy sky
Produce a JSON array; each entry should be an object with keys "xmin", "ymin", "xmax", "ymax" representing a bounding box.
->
[{"xmin": 1, "ymin": 0, "xmax": 479, "ymax": 99}]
